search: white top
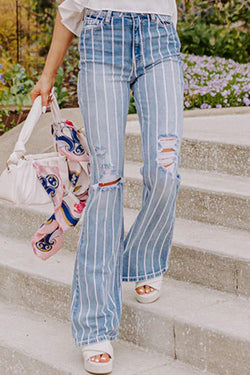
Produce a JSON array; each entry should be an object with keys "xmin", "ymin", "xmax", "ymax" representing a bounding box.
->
[{"xmin": 58, "ymin": 0, "xmax": 177, "ymax": 37}]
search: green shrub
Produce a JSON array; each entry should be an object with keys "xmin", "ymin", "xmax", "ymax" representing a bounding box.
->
[{"xmin": 177, "ymin": 0, "xmax": 250, "ymax": 63}]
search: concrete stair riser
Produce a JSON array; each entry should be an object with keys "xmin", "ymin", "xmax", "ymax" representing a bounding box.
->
[
  {"xmin": 1, "ymin": 177, "xmax": 249, "ymax": 233},
  {"xmin": 0, "ymin": 301, "xmax": 216, "ymax": 375},
  {"xmin": 0, "ymin": 266, "xmax": 71, "ymax": 322},
  {"xmin": 168, "ymin": 246, "xmax": 250, "ymax": 297},
  {"xmin": 169, "ymin": 245, "xmax": 237, "ymax": 296},
  {"xmin": 121, "ymin": 306, "xmax": 250, "ymax": 375},
  {"xmin": 174, "ymin": 322, "xmax": 250, "ymax": 375},
  {"xmin": 125, "ymin": 136, "xmax": 250, "ymax": 177},
  {"xmin": 1, "ymin": 109, "xmax": 249, "ymax": 177},
  {"xmin": 0, "ymin": 347, "xmax": 66, "ymax": 375},
  {"xmin": 1, "ymin": 203, "xmax": 250, "ymax": 297},
  {"xmin": 0, "ymin": 249, "xmax": 249, "ymax": 375},
  {"xmin": 123, "ymin": 178, "xmax": 250, "ymax": 231}
]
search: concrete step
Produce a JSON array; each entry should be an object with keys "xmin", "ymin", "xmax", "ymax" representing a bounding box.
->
[
  {"xmin": 1, "ymin": 109, "xmax": 249, "ymax": 177},
  {"xmin": 0, "ymin": 301, "xmax": 212, "ymax": 375},
  {"xmin": 1, "ymin": 162, "xmax": 248, "ymax": 232},
  {"xmin": 1, "ymin": 202, "xmax": 250, "ymax": 297},
  {"xmin": 1, "ymin": 236, "xmax": 249, "ymax": 375},
  {"xmin": 125, "ymin": 113, "xmax": 250, "ymax": 177},
  {"xmin": 124, "ymin": 161, "xmax": 250, "ymax": 231},
  {"xmin": 125, "ymin": 209, "xmax": 250, "ymax": 298}
]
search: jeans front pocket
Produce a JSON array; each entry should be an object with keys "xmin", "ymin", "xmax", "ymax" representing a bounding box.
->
[
  {"xmin": 155, "ymin": 14, "xmax": 172, "ymax": 28},
  {"xmin": 82, "ymin": 14, "xmax": 105, "ymax": 31}
]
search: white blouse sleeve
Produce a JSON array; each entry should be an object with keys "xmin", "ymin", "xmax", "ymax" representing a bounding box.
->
[
  {"xmin": 172, "ymin": 1, "xmax": 177, "ymax": 29},
  {"xmin": 58, "ymin": 0, "xmax": 85, "ymax": 37}
]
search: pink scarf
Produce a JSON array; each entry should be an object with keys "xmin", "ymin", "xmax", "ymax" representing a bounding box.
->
[{"xmin": 32, "ymin": 119, "xmax": 90, "ymax": 260}]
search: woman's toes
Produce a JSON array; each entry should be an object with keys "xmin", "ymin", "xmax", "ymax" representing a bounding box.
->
[
  {"xmin": 136, "ymin": 285, "xmax": 156, "ymax": 294},
  {"xmin": 90, "ymin": 353, "xmax": 110, "ymax": 363},
  {"xmin": 100, "ymin": 353, "xmax": 111, "ymax": 362},
  {"xmin": 136, "ymin": 286, "xmax": 145, "ymax": 295},
  {"xmin": 90, "ymin": 354, "xmax": 101, "ymax": 362},
  {"xmin": 145, "ymin": 285, "xmax": 152, "ymax": 294}
]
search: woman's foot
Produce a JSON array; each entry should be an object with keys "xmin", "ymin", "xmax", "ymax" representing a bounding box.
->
[
  {"xmin": 135, "ymin": 275, "xmax": 163, "ymax": 303},
  {"xmin": 82, "ymin": 340, "xmax": 113, "ymax": 374},
  {"xmin": 89, "ymin": 352, "xmax": 111, "ymax": 363}
]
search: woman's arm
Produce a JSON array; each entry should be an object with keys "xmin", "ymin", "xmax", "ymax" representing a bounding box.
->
[{"xmin": 30, "ymin": 6, "xmax": 74, "ymax": 111}]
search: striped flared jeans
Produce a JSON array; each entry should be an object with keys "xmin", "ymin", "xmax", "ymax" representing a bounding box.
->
[{"xmin": 71, "ymin": 8, "xmax": 184, "ymax": 347}]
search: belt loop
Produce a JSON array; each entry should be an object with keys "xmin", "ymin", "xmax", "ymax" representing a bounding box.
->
[
  {"xmin": 150, "ymin": 13, "xmax": 156, "ymax": 22},
  {"xmin": 105, "ymin": 10, "xmax": 112, "ymax": 24}
]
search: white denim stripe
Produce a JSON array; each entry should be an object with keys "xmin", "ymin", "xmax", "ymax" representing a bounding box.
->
[
  {"xmin": 111, "ymin": 188, "xmax": 119, "ymax": 329},
  {"xmin": 138, "ymin": 16, "xmax": 152, "ymax": 190},
  {"xmin": 108, "ymin": 17, "xmax": 120, "ymax": 331},
  {"xmin": 157, "ymin": 62, "xmax": 183, "ymax": 269},
  {"xmin": 156, "ymin": 60, "xmax": 182, "ymax": 271},
  {"xmin": 135, "ymin": 164, "xmax": 160, "ymax": 275},
  {"xmin": 103, "ymin": 184, "xmax": 121, "ymax": 332},
  {"xmin": 111, "ymin": 17, "xmax": 120, "ymax": 169},
  {"xmin": 122, "ymin": 66, "xmax": 146, "ymax": 261},
  {"xmin": 84, "ymin": 27, "xmax": 102, "ymax": 342},
  {"xmin": 150, "ymin": 173, "xmax": 176, "ymax": 271},
  {"xmin": 97, "ymin": 23, "xmax": 110, "ymax": 335},
  {"xmin": 142, "ymin": 15, "xmax": 159, "ymax": 276},
  {"xmin": 91, "ymin": 28, "xmax": 102, "ymax": 185},
  {"xmin": 150, "ymin": 176, "xmax": 175, "ymax": 272},
  {"xmin": 78, "ymin": 32, "xmax": 91, "ymax": 343},
  {"xmin": 117, "ymin": 209, "xmax": 124, "ymax": 314},
  {"xmin": 123, "ymin": 21, "xmax": 145, "ymax": 257},
  {"xmin": 92, "ymin": 191, "xmax": 102, "ymax": 339},
  {"xmin": 131, "ymin": 16, "xmax": 136, "ymax": 78},
  {"xmin": 80, "ymin": 199, "xmax": 93, "ymax": 343},
  {"xmin": 102, "ymin": 190, "xmax": 110, "ymax": 333},
  {"xmin": 125, "ymin": 16, "xmax": 152, "ymax": 277},
  {"xmin": 153, "ymin": 20, "xmax": 169, "ymax": 273},
  {"xmin": 121, "ymin": 16, "xmax": 125, "ymax": 141},
  {"xmin": 113, "ymin": 189, "xmax": 124, "ymax": 326},
  {"xmin": 138, "ymin": 172, "xmax": 171, "ymax": 277},
  {"xmin": 101, "ymin": 24, "xmax": 111, "ymax": 160},
  {"xmin": 134, "ymin": 17, "xmax": 161, "ymax": 276},
  {"xmin": 157, "ymin": 188, "xmax": 177, "ymax": 269},
  {"xmin": 156, "ymin": 17, "xmax": 169, "ymax": 135},
  {"xmin": 162, "ymin": 23, "xmax": 177, "ymax": 134}
]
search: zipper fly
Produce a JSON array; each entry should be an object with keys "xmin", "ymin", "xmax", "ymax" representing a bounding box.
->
[{"xmin": 130, "ymin": 16, "xmax": 141, "ymax": 80}]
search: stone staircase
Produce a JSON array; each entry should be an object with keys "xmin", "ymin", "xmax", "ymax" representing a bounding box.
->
[{"xmin": 0, "ymin": 108, "xmax": 249, "ymax": 374}]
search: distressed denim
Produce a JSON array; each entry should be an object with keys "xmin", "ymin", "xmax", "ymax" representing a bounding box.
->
[{"xmin": 71, "ymin": 8, "xmax": 184, "ymax": 347}]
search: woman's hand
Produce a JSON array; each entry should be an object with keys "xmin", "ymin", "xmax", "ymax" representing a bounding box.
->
[
  {"xmin": 30, "ymin": 73, "xmax": 56, "ymax": 113},
  {"xmin": 29, "ymin": 5, "xmax": 74, "ymax": 112}
]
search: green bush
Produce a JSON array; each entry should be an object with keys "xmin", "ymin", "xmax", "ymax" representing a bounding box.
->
[{"xmin": 177, "ymin": 0, "xmax": 250, "ymax": 63}]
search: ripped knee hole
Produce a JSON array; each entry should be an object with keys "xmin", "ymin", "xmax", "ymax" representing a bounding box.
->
[{"xmin": 157, "ymin": 135, "xmax": 179, "ymax": 171}]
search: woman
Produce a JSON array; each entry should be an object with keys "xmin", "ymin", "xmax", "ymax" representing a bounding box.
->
[{"xmin": 30, "ymin": 0, "xmax": 184, "ymax": 373}]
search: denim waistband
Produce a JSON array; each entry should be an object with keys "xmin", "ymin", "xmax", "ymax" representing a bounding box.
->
[{"xmin": 84, "ymin": 8, "xmax": 172, "ymax": 24}]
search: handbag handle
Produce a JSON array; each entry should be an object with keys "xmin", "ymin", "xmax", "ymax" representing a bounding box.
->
[
  {"xmin": 7, "ymin": 88, "xmax": 61, "ymax": 168},
  {"xmin": 50, "ymin": 89, "xmax": 62, "ymax": 124}
]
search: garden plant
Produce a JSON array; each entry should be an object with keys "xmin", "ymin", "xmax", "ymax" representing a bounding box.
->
[{"xmin": 0, "ymin": 0, "xmax": 249, "ymax": 134}]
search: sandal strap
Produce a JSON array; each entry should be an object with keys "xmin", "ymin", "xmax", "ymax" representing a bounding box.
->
[
  {"xmin": 82, "ymin": 340, "xmax": 114, "ymax": 360},
  {"xmin": 135, "ymin": 275, "xmax": 163, "ymax": 291}
]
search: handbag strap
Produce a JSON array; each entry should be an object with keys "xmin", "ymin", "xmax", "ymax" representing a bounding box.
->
[
  {"xmin": 7, "ymin": 88, "xmax": 61, "ymax": 167},
  {"xmin": 50, "ymin": 89, "xmax": 62, "ymax": 124}
]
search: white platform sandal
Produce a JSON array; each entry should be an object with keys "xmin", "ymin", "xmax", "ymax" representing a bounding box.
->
[
  {"xmin": 81, "ymin": 340, "xmax": 114, "ymax": 374},
  {"xmin": 135, "ymin": 274, "xmax": 163, "ymax": 303}
]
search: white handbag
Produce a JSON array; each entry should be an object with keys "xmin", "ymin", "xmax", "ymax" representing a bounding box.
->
[{"xmin": 0, "ymin": 95, "xmax": 70, "ymax": 206}]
